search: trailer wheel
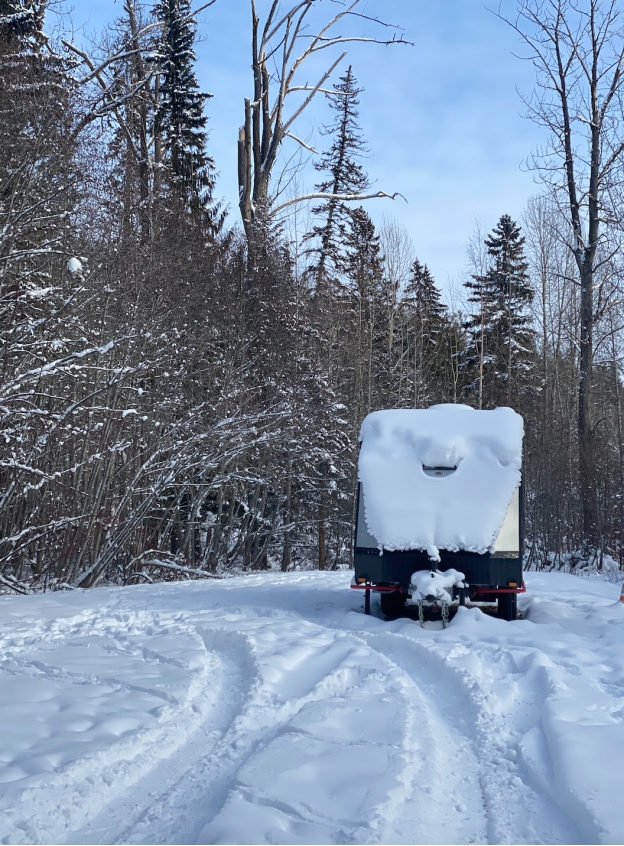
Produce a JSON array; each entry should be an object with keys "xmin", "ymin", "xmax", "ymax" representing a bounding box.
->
[
  {"xmin": 380, "ymin": 590, "xmax": 406, "ymax": 618},
  {"xmin": 498, "ymin": 592, "xmax": 517, "ymax": 621}
]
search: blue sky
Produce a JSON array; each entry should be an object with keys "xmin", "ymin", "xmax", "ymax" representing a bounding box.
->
[{"xmin": 64, "ymin": 0, "xmax": 547, "ymax": 292}]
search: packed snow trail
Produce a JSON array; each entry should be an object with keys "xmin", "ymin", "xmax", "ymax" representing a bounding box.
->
[{"xmin": 0, "ymin": 573, "xmax": 623, "ymax": 844}]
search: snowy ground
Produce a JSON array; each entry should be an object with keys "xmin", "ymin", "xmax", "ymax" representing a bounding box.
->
[{"xmin": 0, "ymin": 572, "xmax": 623, "ymax": 845}]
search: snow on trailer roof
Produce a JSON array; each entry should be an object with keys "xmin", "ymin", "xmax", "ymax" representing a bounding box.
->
[{"xmin": 358, "ymin": 405, "xmax": 523, "ymax": 561}]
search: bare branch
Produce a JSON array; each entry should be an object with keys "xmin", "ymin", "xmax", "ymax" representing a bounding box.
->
[
  {"xmin": 287, "ymin": 86, "xmax": 356, "ymax": 95},
  {"xmin": 284, "ymin": 132, "xmax": 319, "ymax": 154},
  {"xmin": 281, "ymin": 52, "xmax": 346, "ymax": 135},
  {"xmin": 272, "ymin": 190, "xmax": 406, "ymax": 215}
]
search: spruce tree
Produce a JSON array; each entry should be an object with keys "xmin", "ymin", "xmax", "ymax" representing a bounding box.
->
[
  {"xmin": 402, "ymin": 259, "xmax": 451, "ymax": 406},
  {"xmin": 404, "ymin": 259, "xmax": 447, "ymax": 326},
  {"xmin": 303, "ymin": 66, "xmax": 371, "ymax": 468},
  {"xmin": 0, "ymin": 0, "xmax": 75, "ymax": 322},
  {"xmin": 345, "ymin": 207, "xmax": 384, "ymax": 298},
  {"xmin": 343, "ymin": 207, "xmax": 384, "ymax": 420},
  {"xmin": 463, "ymin": 214, "xmax": 534, "ymax": 408},
  {"xmin": 305, "ymin": 66, "xmax": 370, "ymax": 292},
  {"xmin": 0, "ymin": 0, "xmax": 42, "ymax": 41},
  {"xmin": 153, "ymin": 0, "xmax": 216, "ymax": 223}
]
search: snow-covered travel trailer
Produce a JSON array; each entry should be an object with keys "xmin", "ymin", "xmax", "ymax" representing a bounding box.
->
[{"xmin": 352, "ymin": 405, "xmax": 525, "ymax": 621}]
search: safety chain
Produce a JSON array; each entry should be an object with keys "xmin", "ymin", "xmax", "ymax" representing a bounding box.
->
[{"xmin": 417, "ymin": 600, "xmax": 450, "ymax": 628}]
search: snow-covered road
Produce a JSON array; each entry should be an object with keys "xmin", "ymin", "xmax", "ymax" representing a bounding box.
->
[{"xmin": 0, "ymin": 572, "xmax": 623, "ymax": 845}]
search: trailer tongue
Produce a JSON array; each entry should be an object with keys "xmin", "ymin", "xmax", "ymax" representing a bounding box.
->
[{"xmin": 351, "ymin": 405, "xmax": 525, "ymax": 623}]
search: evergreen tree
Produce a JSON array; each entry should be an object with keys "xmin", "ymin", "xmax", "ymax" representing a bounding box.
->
[
  {"xmin": 345, "ymin": 207, "xmax": 384, "ymax": 298},
  {"xmin": 0, "ymin": 0, "xmax": 76, "ymax": 324},
  {"xmin": 463, "ymin": 214, "xmax": 534, "ymax": 408},
  {"xmin": 303, "ymin": 67, "xmax": 372, "ymax": 466},
  {"xmin": 404, "ymin": 259, "xmax": 447, "ymax": 326},
  {"xmin": 0, "ymin": 0, "xmax": 42, "ymax": 41},
  {"xmin": 101, "ymin": 1, "xmax": 157, "ymax": 243},
  {"xmin": 305, "ymin": 66, "xmax": 370, "ymax": 291},
  {"xmin": 343, "ymin": 207, "xmax": 384, "ymax": 421},
  {"xmin": 153, "ymin": 0, "xmax": 216, "ymax": 222},
  {"xmin": 402, "ymin": 259, "xmax": 449, "ymax": 406}
]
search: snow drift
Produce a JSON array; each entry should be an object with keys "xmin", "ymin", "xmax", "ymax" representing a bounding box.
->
[{"xmin": 358, "ymin": 405, "xmax": 524, "ymax": 559}]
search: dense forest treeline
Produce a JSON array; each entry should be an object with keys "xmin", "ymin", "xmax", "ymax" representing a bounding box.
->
[{"xmin": 2, "ymin": 0, "xmax": 624, "ymax": 594}]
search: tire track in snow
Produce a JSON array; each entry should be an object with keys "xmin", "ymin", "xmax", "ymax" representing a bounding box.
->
[
  {"xmin": 358, "ymin": 629, "xmax": 585, "ymax": 845},
  {"xmin": 350, "ymin": 631, "xmax": 488, "ymax": 846},
  {"xmin": 68, "ymin": 627, "xmax": 260, "ymax": 845},
  {"xmin": 88, "ymin": 613, "xmax": 497, "ymax": 845},
  {"xmin": 89, "ymin": 613, "xmax": 433, "ymax": 845},
  {"xmin": 0, "ymin": 610, "xmax": 231, "ymax": 845},
  {"xmin": 190, "ymin": 617, "xmax": 486, "ymax": 845},
  {"xmin": 102, "ymin": 621, "xmax": 386, "ymax": 845}
]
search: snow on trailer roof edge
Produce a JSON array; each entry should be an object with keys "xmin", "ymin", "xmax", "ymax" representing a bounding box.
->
[{"xmin": 358, "ymin": 405, "xmax": 524, "ymax": 560}]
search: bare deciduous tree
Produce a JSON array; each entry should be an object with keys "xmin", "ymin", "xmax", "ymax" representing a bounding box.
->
[
  {"xmin": 500, "ymin": 0, "xmax": 624, "ymax": 546},
  {"xmin": 237, "ymin": 0, "xmax": 410, "ymax": 245}
]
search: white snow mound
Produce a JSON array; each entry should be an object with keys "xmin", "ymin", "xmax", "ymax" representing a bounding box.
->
[
  {"xmin": 67, "ymin": 257, "xmax": 83, "ymax": 275},
  {"xmin": 410, "ymin": 568, "xmax": 465, "ymax": 603},
  {"xmin": 358, "ymin": 405, "xmax": 523, "ymax": 559}
]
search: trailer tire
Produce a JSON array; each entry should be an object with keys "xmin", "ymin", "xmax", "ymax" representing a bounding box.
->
[
  {"xmin": 380, "ymin": 590, "xmax": 406, "ymax": 618},
  {"xmin": 498, "ymin": 592, "xmax": 517, "ymax": 621}
]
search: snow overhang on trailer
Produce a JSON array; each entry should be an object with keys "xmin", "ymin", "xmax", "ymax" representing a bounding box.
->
[{"xmin": 358, "ymin": 405, "xmax": 523, "ymax": 561}]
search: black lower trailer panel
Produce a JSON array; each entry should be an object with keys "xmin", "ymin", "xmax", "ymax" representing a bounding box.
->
[
  {"xmin": 354, "ymin": 548, "xmax": 522, "ymax": 590},
  {"xmin": 352, "ymin": 547, "xmax": 524, "ymax": 621}
]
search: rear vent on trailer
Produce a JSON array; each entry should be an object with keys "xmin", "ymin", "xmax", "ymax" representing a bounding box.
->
[{"xmin": 422, "ymin": 466, "xmax": 457, "ymax": 478}]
